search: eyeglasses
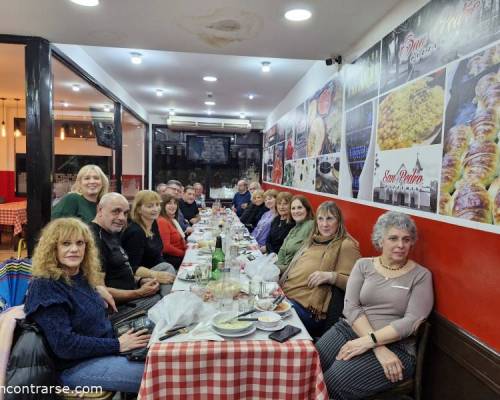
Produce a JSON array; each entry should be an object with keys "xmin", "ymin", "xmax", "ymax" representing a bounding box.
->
[{"xmin": 167, "ymin": 186, "xmax": 181, "ymax": 193}]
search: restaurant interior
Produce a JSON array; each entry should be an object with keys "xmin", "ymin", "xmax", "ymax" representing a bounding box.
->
[{"xmin": 0, "ymin": 0, "xmax": 498, "ymax": 399}]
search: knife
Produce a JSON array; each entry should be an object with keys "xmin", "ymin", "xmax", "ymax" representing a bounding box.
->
[{"xmin": 159, "ymin": 327, "xmax": 189, "ymax": 341}]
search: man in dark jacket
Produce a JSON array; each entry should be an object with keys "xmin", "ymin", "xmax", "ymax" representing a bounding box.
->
[
  {"xmin": 232, "ymin": 179, "xmax": 251, "ymax": 217},
  {"xmin": 90, "ymin": 192, "xmax": 160, "ymax": 304}
]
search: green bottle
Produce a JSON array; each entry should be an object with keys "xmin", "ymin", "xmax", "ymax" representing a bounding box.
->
[{"xmin": 211, "ymin": 236, "xmax": 225, "ymax": 280}]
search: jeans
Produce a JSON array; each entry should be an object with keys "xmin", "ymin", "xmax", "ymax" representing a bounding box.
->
[
  {"xmin": 152, "ymin": 262, "xmax": 176, "ymax": 297},
  {"xmin": 59, "ymin": 355, "xmax": 145, "ymax": 393},
  {"xmin": 289, "ymin": 299, "xmax": 325, "ymax": 337}
]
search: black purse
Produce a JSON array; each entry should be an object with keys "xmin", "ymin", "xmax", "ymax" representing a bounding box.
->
[{"xmin": 6, "ymin": 319, "xmax": 59, "ymax": 399}]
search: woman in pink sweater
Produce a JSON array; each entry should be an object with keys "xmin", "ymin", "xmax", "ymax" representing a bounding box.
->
[{"xmin": 157, "ymin": 194, "xmax": 186, "ymax": 270}]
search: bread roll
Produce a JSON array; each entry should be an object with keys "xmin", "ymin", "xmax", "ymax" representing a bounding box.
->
[
  {"xmin": 441, "ymin": 152, "xmax": 463, "ymax": 193},
  {"xmin": 478, "ymin": 83, "xmax": 500, "ymax": 114},
  {"xmin": 470, "ymin": 109, "xmax": 498, "ymax": 142},
  {"xmin": 488, "ymin": 177, "xmax": 500, "ymax": 225},
  {"xmin": 444, "ymin": 125, "xmax": 472, "ymax": 157},
  {"xmin": 475, "ymin": 72, "xmax": 498, "ymax": 99},
  {"xmin": 439, "ymin": 191, "xmax": 452, "ymax": 216},
  {"xmin": 462, "ymin": 140, "xmax": 499, "ymax": 186},
  {"xmin": 451, "ymin": 181, "xmax": 492, "ymax": 223}
]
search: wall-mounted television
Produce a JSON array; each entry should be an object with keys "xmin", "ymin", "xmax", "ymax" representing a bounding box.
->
[{"xmin": 186, "ymin": 136, "xmax": 230, "ymax": 164}]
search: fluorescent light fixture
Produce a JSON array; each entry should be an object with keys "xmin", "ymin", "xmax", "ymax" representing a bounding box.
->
[
  {"xmin": 130, "ymin": 52, "xmax": 142, "ymax": 65},
  {"xmin": 248, "ymin": 94, "xmax": 255, "ymax": 100},
  {"xmin": 284, "ymin": 9, "xmax": 312, "ymax": 21},
  {"xmin": 203, "ymin": 76, "xmax": 217, "ymax": 82},
  {"xmin": 72, "ymin": 84, "xmax": 80, "ymax": 92},
  {"xmin": 156, "ymin": 89, "xmax": 164, "ymax": 97},
  {"xmin": 169, "ymin": 109, "xmax": 176, "ymax": 116},
  {"xmin": 204, "ymin": 100, "xmax": 216, "ymax": 106},
  {"xmin": 69, "ymin": 0, "xmax": 99, "ymax": 6},
  {"xmin": 261, "ymin": 61, "xmax": 271, "ymax": 73}
]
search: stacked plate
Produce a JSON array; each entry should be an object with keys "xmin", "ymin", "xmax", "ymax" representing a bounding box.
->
[{"xmin": 211, "ymin": 312, "xmax": 256, "ymax": 338}]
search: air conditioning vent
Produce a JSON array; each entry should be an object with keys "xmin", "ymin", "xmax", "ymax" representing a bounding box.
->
[{"xmin": 167, "ymin": 116, "xmax": 251, "ymax": 133}]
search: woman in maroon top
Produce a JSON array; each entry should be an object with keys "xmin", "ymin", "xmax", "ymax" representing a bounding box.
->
[{"xmin": 157, "ymin": 194, "xmax": 187, "ymax": 269}]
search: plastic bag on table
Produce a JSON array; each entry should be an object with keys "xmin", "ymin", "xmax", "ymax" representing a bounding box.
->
[
  {"xmin": 147, "ymin": 291, "xmax": 217, "ymax": 343},
  {"xmin": 244, "ymin": 252, "xmax": 280, "ymax": 282}
]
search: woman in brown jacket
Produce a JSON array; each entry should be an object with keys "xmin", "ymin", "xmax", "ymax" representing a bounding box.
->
[{"xmin": 281, "ymin": 201, "xmax": 360, "ymax": 336}]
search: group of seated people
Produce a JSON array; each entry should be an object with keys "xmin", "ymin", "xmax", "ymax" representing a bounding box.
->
[{"xmin": 21, "ymin": 165, "xmax": 434, "ymax": 399}]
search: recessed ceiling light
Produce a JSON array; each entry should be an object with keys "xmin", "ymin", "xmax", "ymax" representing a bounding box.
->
[
  {"xmin": 240, "ymin": 113, "xmax": 246, "ymax": 119},
  {"xmin": 156, "ymin": 89, "xmax": 164, "ymax": 97},
  {"xmin": 261, "ymin": 61, "xmax": 271, "ymax": 73},
  {"xmin": 206, "ymin": 110, "xmax": 213, "ymax": 115},
  {"xmin": 103, "ymin": 104, "xmax": 111, "ymax": 112},
  {"xmin": 203, "ymin": 76, "xmax": 217, "ymax": 82},
  {"xmin": 204, "ymin": 100, "xmax": 216, "ymax": 106},
  {"xmin": 248, "ymin": 94, "xmax": 255, "ymax": 100},
  {"xmin": 62, "ymin": 101, "xmax": 69, "ymax": 108},
  {"xmin": 130, "ymin": 52, "xmax": 142, "ymax": 65},
  {"xmin": 69, "ymin": 0, "xmax": 99, "ymax": 6},
  {"xmin": 72, "ymin": 84, "xmax": 80, "ymax": 92},
  {"xmin": 169, "ymin": 109, "xmax": 176, "ymax": 116},
  {"xmin": 284, "ymin": 9, "xmax": 312, "ymax": 21}
]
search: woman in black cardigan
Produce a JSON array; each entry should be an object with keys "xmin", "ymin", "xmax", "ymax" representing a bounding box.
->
[
  {"xmin": 121, "ymin": 190, "xmax": 176, "ymax": 296},
  {"xmin": 239, "ymin": 190, "xmax": 268, "ymax": 232}
]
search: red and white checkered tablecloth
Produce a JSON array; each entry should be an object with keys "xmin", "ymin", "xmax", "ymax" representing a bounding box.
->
[
  {"xmin": 138, "ymin": 339, "xmax": 328, "ymax": 400},
  {"xmin": 0, "ymin": 201, "xmax": 27, "ymax": 236}
]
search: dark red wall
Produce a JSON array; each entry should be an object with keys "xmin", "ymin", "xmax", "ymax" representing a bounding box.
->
[
  {"xmin": 0, "ymin": 171, "xmax": 25, "ymax": 203},
  {"xmin": 263, "ymin": 183, "xmax": 500, "ymax": 352}
]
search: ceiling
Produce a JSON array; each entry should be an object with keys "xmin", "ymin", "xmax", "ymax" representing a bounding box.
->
[{"xmin": 0, "ymin": 0, "xmax": 405, "ymax": 121}]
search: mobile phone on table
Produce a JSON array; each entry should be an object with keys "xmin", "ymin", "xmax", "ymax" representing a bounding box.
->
[{"xmin": 268, "ymin": 325, "xmax": 301, "ymax": 343}]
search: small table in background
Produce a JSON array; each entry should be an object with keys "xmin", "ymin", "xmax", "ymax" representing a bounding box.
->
[{"xmin": 0, "ymin": 201, "xmax": 28, "ymax": 244}]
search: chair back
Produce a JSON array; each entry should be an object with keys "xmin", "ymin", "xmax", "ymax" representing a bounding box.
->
[
  {"xmin": 324, "ymin": 286, "xmax": 345, "ymax": 330},
  {"xmin": 414, "ymin": 321, "xmax": 431, "ymax": 400}
]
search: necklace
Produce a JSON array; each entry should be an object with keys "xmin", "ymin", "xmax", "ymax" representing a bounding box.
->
[{"xmin": 378, "ymin": 256, "xmax": 407, "ymax": 271}]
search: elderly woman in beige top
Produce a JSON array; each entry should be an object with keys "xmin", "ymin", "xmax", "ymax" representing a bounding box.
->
[
  {"xmin": 316, "ymin": 211, "xmax": 434, "ymax": 400},
  {"xmin": 281, "ymin": 201, "xmax": 360, "ymax": 337}
]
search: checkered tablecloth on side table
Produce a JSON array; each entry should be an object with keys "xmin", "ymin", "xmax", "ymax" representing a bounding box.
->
[
  {"xmin": 0, "ymin": 202, "xmax": 27, "ymax": 236},
  {"xmin": 138, "ymin": 339, "xmax": 328, "ymax": 400}
]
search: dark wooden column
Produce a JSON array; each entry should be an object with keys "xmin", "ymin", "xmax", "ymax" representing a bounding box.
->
[
  {"xmin": 114, "ymin": 101, "xmax": 122, "ymax": 193},
  {"xmin": 25, "ymin": 38, "xmax": 52, "ymax": 255}
]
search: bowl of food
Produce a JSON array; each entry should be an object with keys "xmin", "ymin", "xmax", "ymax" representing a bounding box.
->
[
  {"xmin": 212, "ymin": 312, "xmax": 254, "ymax": 334},
  {"xmin": 256, "ymin": 298, "xmax": 292, "ymax": 315},
  {"xmin": 257, "ymin": 311, "xmax": 281, "ymax": 329}
]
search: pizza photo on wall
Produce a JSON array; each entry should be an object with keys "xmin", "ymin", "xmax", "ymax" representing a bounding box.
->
[
  {"xmin": 377, "ymin": 68, "xmax": 446, "ymax": 151},
  {"xmin": 306, "ymin": 77, "xmax": 343, "ymax": 157}
]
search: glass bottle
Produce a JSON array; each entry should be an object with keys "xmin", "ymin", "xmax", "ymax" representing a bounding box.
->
[{"xmin": 211, "ymin": 236, "xmax": 225, "ymax": 280}]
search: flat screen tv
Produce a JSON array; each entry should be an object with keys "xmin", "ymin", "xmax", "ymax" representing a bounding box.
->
[
  {"xmin": 186, "ymin": 136, "xmax": 230, "ymax": 164},
  {"xmin": 89, "ymin": 107, "xmax": 116, "ymax": 149}
]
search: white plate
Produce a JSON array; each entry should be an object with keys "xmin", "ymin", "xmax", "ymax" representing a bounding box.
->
[
  {"xmin": 177, "ymin": 269, "xmax": 196, "ymax": 281},
  {"xmin": 211, "ymin": 325, "xmax": 257, "ymax": 338},
  {"xmin": 255, "ymin": 301, "xmax": 292, "ymax": 315},
  {"xmin": 256, "ymin": 320, "xmax": 285, "ymax": 332}
]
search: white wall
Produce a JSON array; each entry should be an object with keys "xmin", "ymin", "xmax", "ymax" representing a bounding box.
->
[{"xmin": 266, "ymin": 0, "xmax": 430, "ymax": 129}]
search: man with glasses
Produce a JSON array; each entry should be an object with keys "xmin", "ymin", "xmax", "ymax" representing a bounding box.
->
[
  {"xmin": 164, "ymin": 180, "xmax": 191, "ymax": 233},
  {"xmin": 90, "ymin": 193, "xmax": 160, "ymax": 303},
  {"xmin": 232, "ymin": 179, "xmax": 251, "ymax": 217}
]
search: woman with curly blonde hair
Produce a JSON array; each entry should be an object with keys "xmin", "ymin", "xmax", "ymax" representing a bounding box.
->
[
  {"xmin": 24, "ymin": 218, "xmax": 150, "ymax": 393},
  {"xmin": 52, "ymin": 164, "xmax": 109, "ymax": 223}
]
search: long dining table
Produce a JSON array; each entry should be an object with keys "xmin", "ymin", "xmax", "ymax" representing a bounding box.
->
[{"xmin": 138, "ymin": 211, "xmax": 328, "ymax": 400}]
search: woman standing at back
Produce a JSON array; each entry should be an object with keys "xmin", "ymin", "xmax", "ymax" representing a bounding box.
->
[{"xmin": 52, "ymin": 165, "xmax": 109, "ymax": 224}]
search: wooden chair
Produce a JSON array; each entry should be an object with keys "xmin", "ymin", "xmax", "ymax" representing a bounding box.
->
[
  {"xmin": 364, "ymin": 321, "xmax": 431, "ymax": 400},
  {"xmin": 314, "ymin": 286, "xmax": 345, "ymax": 340}
]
